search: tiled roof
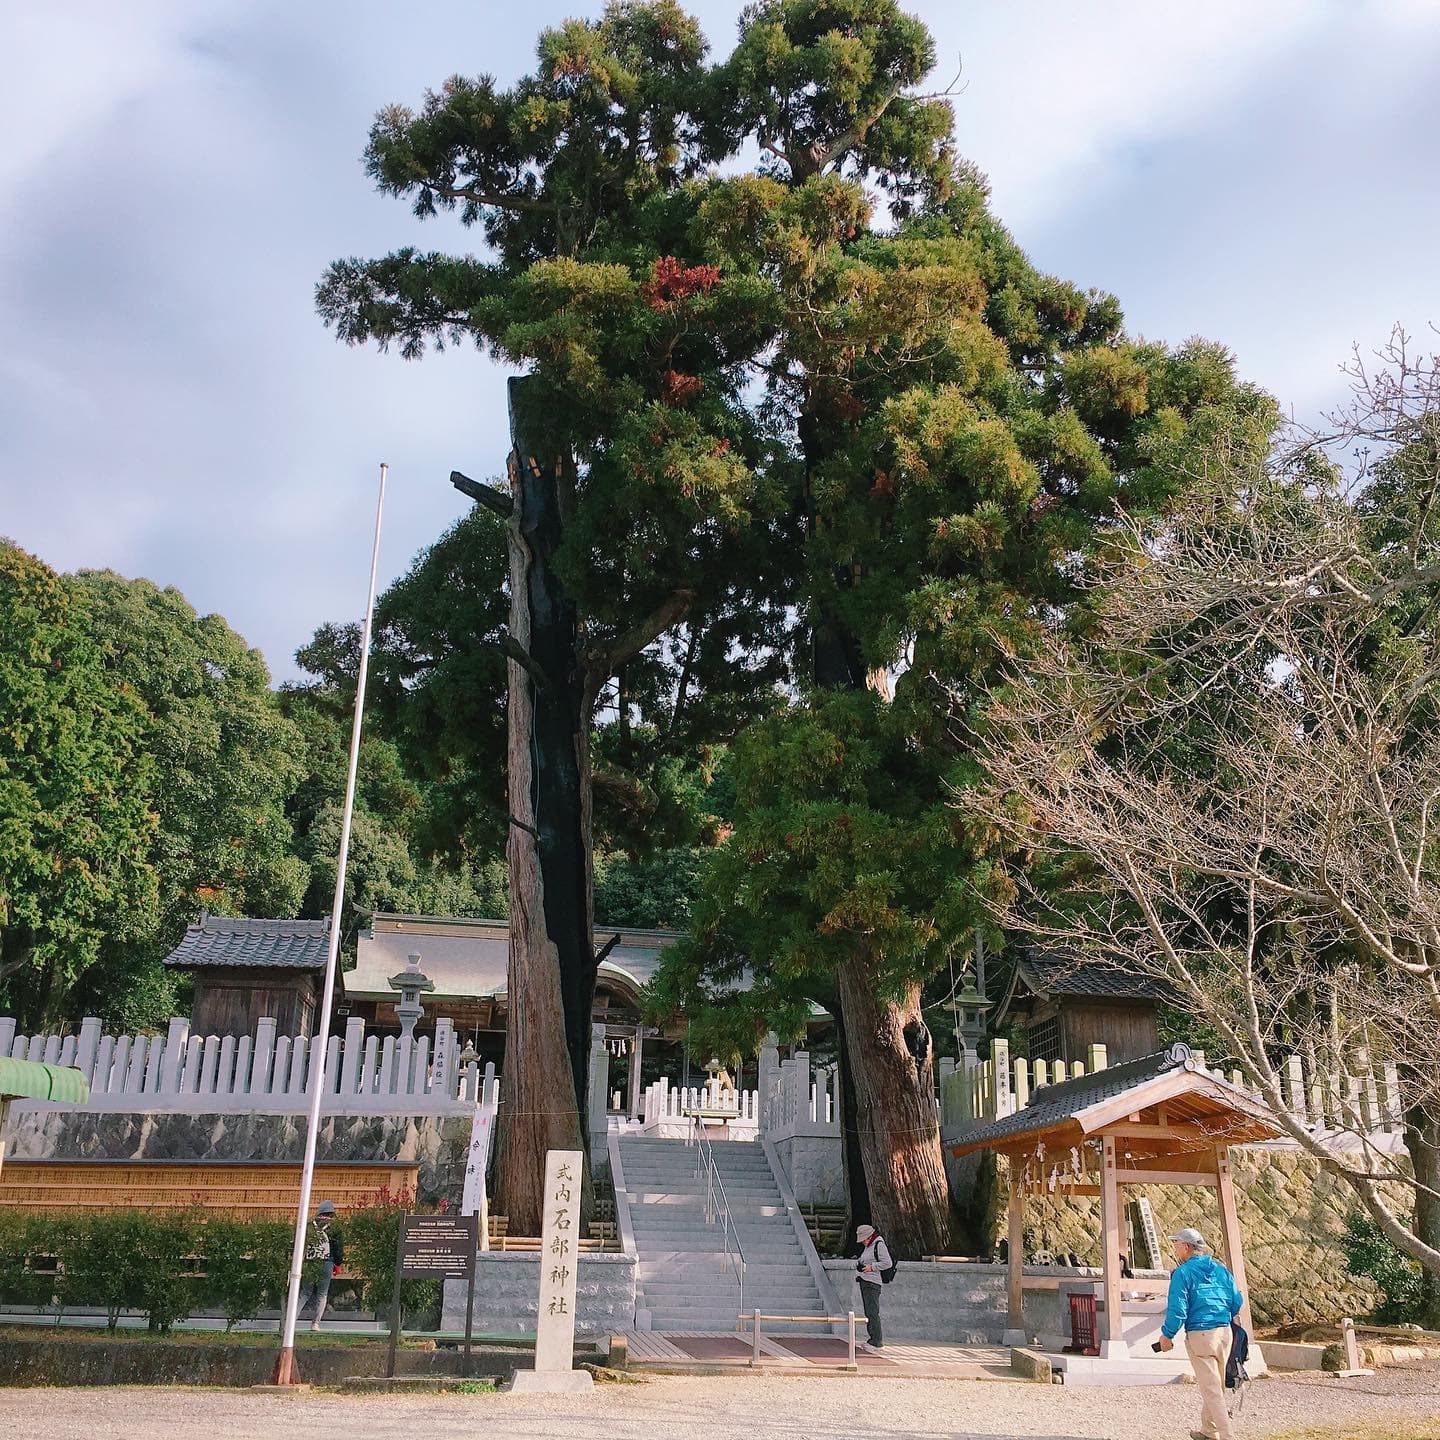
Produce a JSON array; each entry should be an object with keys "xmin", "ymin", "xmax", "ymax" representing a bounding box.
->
[
  {"xmin": 1016, "ymin": 949, "xmax": 1172, "ymax": 1002},
  {"xmin": 163, "ymin": 915, "xmax": 330, "ymax": 971},
  {"xmin": 947, "ymin": 1043, "xmax": 1193, "ymax": 1150}
]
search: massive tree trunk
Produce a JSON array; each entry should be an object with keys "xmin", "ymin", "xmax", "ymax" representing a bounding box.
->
[
  {"xmin": 494, "ymin": 376, "xmax": 597, "ymax": 1233},
  {"xmin": 836, "ymin": 946, "xmax": 952, "ymax": 1258},
  {"xmin": 800, "ymin": 406, "xmax": 952, "ymax": 1255},
  {"xmin": 1406, "ymin": 1108, "xmax": 1440, "ymax": 1328},
  {"xmin": 831, "ymin": 1001, "xmax": 873, "ymax": 1233}
]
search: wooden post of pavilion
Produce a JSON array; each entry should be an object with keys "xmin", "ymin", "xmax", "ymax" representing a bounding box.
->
[
  {"xmin": 1213, "ymin": 1146, "xmax": 1256, "ymax": 1337},
  {"xmin": 1099, "ymin": 1133, "xmax": 1128, "ymax": 1356},
  {"xmin": 1003, "ymin": 1161, "xmax": 1026, "ymax": 1345}
]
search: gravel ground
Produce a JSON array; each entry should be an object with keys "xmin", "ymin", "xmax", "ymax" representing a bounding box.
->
[{"xmin": 1, "ymin": 1366, "xmax": 1437, "ymax": 1440}]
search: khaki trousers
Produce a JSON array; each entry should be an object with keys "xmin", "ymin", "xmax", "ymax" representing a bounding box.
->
[{"xmin": 1185, "ymin": 1326, "xmax": 1234, "ymax": 1440}]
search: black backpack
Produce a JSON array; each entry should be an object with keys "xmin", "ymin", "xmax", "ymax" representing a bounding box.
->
[{"xmin": 1226, "ymin": 1322, "xmax": 1250, "ymax": 1390}]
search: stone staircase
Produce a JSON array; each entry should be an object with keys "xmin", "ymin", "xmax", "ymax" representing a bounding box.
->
[{"xmin": 618, "ymin": 1136, "xmax": 831, "ymax": 1333}]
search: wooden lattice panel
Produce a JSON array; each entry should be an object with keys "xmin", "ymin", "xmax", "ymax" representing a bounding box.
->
[{"xmin": 0, "ymin": 1161, "xmax": 418, "ymax": 1219}]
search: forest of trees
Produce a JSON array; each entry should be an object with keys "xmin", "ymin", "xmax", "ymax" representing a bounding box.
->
[{"xmin": 2, "ymin": 0, "xmax": 1436, "ymax": 1293}]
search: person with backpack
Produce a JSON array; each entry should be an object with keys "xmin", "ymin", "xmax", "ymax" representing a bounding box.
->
[
  {"xmin": 298, "ymin": 1198, "xmax": 345, "ymax": 1331},
  {"xmin": 1156, "ymin": 1227, "xmax": 1245, "ymax": 1440},
  {"xmin": 854, "ymin": 1223, "xmax": 894, "ymax": 1349}
]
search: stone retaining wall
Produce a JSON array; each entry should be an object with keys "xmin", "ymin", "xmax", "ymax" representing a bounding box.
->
[
  {"xmin": 440, "ymin": 1253, "xmax": 636, "ymax": 1337},
  {"xmin": 823, "ymin": 1261, "xmax": 1007, "ymax": 1343}
]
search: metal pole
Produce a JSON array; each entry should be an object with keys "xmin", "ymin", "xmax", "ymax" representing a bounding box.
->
[{"xmin": 272, "ymin": 462, "xmax": 389, "ymax": 1387}]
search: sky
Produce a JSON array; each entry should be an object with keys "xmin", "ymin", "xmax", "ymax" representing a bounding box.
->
[{"xmin": 3, "ymin": 1, "xmax": 1438, "ymax": 683}]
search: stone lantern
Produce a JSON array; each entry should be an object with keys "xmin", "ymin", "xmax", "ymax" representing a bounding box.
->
[{"xmin": 388, "ymin": 951, "xmax": 435, "ymax": 1041}]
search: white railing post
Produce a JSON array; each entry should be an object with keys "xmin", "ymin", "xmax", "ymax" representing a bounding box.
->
[
  {"xmin": 361, "ymin": 1034, "xmax": 380, "ymax": 1098},
  {"xmin": 75, "ymin": 1018, "xmax": 102, "ymax": 1084},
  {"xmin": 0, "ymin": 1018, "xmax": 14, "ymax": 1057},
  {"xmin": 117, "ymin": 1035, "xmax": 139, "ymax": 1091},
  {"xmin": 216, "ymin": 1035, "xmax": 237, "ymax": 1095},
  {"xmin": 1014, "ymin": 1059, "xmax": 1030, "ymax": 1111},
  {"xmin": 161, "ymin": 1018, "xmax": 189, "ymax": 1093},
  {"xmin": 251, "ymin": 1017, "xmax": 277, "ymax": 1095},
  {"xmin": 142, "ymin": 1033, "xmax": 165, "ymax": 1092},
  {"xmin": 323, "ymin": 1032, "xmax": 342, "ymax": 1094},
  {"xmin": 342, "ymin": 1017, "xmax": 366, "ymax": 1097},
  {"xmin": 1088, "ymin": 1043, "xmax": 1107, "ymax": 1073},
  {"xmin": 181, "ymin": 1035, "xmax": 203, "ymax": 1093},
  {"xmin": 93, "ymin": 1035, "xmax": 116, "ymax": 1094},
  {"xmin": 274, "ymin": 1036, "xmax": 293, "ymax": 1094}
]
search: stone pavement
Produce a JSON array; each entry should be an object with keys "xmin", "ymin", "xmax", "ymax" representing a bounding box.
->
[{"xmin": 4, "ymin": 1366, "xmax": 1440, "ymax": 1440}]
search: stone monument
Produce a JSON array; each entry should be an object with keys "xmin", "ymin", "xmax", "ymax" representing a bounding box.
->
[{"xmin": 505, "ymin": 1148, "xmax": 593, "ymax": 1393}]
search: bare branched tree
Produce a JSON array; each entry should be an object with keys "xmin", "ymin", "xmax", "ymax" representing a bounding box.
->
[{"xmin": 967, "ymin": 328, "xmax": 1440, "ymax": 1316}]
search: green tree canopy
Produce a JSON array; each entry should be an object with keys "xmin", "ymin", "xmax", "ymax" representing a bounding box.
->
[{"xmin": 0, "ymin": 544, "xmax": 158, "ymax": 1027}]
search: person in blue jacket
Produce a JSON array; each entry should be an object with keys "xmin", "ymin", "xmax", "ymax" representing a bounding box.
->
[{"xmin": 1156, "ymin": 1227, "xmax": 1244, "ymax": 1440}]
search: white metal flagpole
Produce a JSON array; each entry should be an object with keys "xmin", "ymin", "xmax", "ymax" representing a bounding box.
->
[{"xmin": 272, "ymin": 462, "xmax": 388, "ymax": 1387}]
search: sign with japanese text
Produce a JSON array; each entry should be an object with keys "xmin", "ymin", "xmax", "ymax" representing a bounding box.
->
[
  {"xmin": 534, "ymin": 1148, "xmax": 583, "ymax": 1372},
  {"xmin": 399, "ymin": 1213, "xmax": 477, "ymax": 1279}
]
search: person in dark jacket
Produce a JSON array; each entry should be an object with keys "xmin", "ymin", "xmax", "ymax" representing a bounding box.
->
[
  {"xmin": 854, "ymin": 1224, "xmax": 892, "ymax": 1349},
  {"xmin": 298, "ymin": 1199, "xmax": 345, "ymax": 1330},
  {"xmin": 1156, "ymin": 1227, "xmax": 1243, "ymax": 1440}
]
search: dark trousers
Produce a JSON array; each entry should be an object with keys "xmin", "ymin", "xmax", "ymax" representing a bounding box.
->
[{"xmin": 859, "ymin": 1279, "xmax": 883, "ymax": 1347}]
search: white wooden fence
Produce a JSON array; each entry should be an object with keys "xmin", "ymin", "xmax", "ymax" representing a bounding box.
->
[
  {"xmin": 939, "ymin": 1038, "xmax": 1407, "ymax": 1145},
  {"xmin": 622, "ymin": 1076, "xmax": 762, "ymax": 1139},
  {"xmin": 3, "ymin": 1009, "xmax": 1407, "ymax": 1149},
  {"xmin": 0, "ymin": 1015, "xmax": 499, "ymax": 1116}
]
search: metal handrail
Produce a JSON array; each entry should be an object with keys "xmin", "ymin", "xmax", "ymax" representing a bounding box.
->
[
  {"xmin": 739, "ymin": 1309, "xmax": 861, "ymax": 1368},
  {"xmin": 690, "ymin": 1116, "xmax": 746, "ymax": 1311}
]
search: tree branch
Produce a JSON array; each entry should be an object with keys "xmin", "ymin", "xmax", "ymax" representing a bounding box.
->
[
  {"xmin": 423, "ymin": 181, "xmax": 554, "ymax": 215},
  {"xmin": 450, "ymin": 470, "xmax": 513, "ymax": 518},
  {"xmin": 594, "ymin": 933, "xmax": 624, "ymax": 969},
  {"xmin": 508, "ymin": 814, "xmax": 540, "ymax": 840},
  {"xmin": 586, "ymin": 590, "xmax": 696, "ymax": 677},
  {"xmin": 501, "ymin": 634, "xmax": 550, "ymax": 693}
]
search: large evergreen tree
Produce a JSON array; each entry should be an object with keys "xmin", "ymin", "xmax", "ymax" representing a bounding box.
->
[
  {"xmin": 65, "ymin": 571, "xmax": 309, "ymax": 1025},
  {"xmin": 317, "ymin": 0, "xmax": 1242, "ymax": 1240},
  {"xmin": 0, "ymin": 545, "xmax": 158, "ymax": 1027},
  {"xmin": 651, "ymin": 4, "xmax": 1244, "ymax": 1252},
  {"xmin": 317, "ymin": 1, "xmax": 789, "ymax": 1226}
]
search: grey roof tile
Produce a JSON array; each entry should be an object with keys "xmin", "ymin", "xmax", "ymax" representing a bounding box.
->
[
  {"xmin": 1016, "ymin": 948, "xmax": 1172, "ymax": 1001},
  {"xmin": 947, "ymin": 1043, "xmax": 1193, "ymax": 1149},
  {"xmin": 163, "ymin": 915, "xmax": 330, "ymax": 971}
]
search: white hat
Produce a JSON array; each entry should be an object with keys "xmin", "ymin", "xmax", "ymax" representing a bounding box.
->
[
  {"xmin": 1169, "ymin": 1227, "xmax": 1208, "ymax": 1249},
  {"xmin": 855, "ymin": 1224, "xmax": 876, "ymax": 1242}
]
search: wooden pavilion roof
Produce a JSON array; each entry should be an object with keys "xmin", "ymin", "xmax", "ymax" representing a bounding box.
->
[{"xmin": 948, "ymin": 1043, "xmax": 1283, "ymax": 1163}]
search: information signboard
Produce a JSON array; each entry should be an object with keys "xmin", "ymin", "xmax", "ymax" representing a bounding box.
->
[
  {"xmin": 400, "ymin": 1214, "xmax": 477, "ymax": 1279},
  {"xmin": 388, "ymin": 1212, "xmax": 479, "ymax": 1377}
]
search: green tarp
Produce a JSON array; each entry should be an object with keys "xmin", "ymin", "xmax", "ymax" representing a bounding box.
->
[{"xmin": 0, "ymin": 1057, "xmax": 90, "ymax": 1104}]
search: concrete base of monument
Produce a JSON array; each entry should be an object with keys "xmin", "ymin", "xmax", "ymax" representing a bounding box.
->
[{"xmin": 504, "ymin": 1367, "xmax": 595, "ymax": 1393}]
